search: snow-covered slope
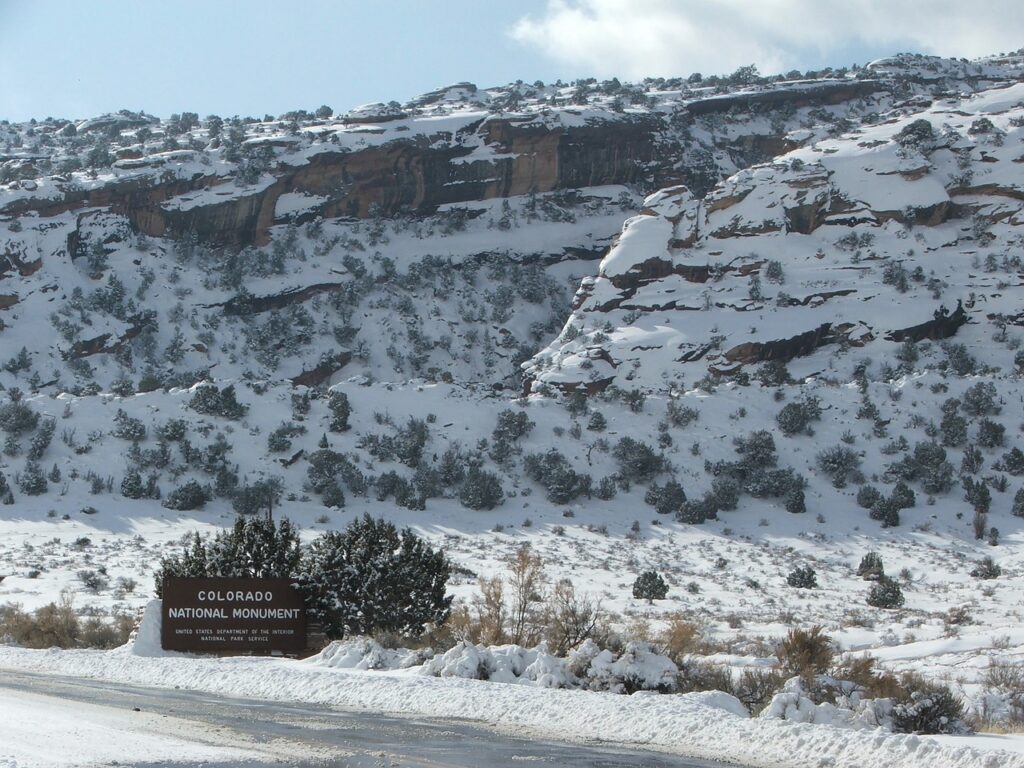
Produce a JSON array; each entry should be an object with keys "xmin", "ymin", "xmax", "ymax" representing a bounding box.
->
[
  {"xmin": 2, "ymin": 50, "xmax": 1024, "ymax": 750},
  {"xmin": 527, "ymin": 81, "xmax": 1024, "ymax": 393}
]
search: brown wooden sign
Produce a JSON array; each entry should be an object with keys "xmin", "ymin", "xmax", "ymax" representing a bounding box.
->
[{"xmin": 161, "ymin": 577, "xmax": 307, "ymax": 653}]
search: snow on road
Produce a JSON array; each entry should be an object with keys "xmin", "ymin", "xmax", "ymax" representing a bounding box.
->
[
  {"xmin": 0, "ymin": 686, "xmax": 260, "ymax": 768},
  {"xmin": 1, "ymin": 635, "xmax": 1022, "ymax": 768}
]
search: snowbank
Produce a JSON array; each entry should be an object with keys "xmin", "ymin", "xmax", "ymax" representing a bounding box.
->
[
  {"xmin": 0, "ymin": 643, "xmax": 1020, "ymax": 768},
  {"xmin": 418, "ymin": 639, "xmax": 679, "ymax": 692}
]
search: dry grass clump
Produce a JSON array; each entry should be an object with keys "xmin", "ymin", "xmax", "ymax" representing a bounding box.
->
[
  {"xmin": 0, "ymin": 593, "xmax": 135, "ymax": 649},
  {"xmin": 775, "ymin": 625, "xmax": 834, "ymax": 680}
]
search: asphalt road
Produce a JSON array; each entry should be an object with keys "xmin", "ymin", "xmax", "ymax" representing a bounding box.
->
[{"xmin": 0, "ymin": 669, "xmax": 737, "ymax": 768}]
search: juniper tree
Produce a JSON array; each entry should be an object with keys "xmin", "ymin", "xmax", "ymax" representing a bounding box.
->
[
  {"xmin": 0, "ymin": 471, "xmax": 13, "ymax": 504},
  {"xmin": 777, "ymin": 398, "xmax": 822, "ymax": 437},
  {"xmin": 188, "ymin": 384, "xmax": 247, "ymax": 420},
  {"xmin": 162, "ymin": 480, "xmax": 211, "ymax": 510},
  {"xmin": 1000, "ymin": 447, "xmax": 1024, "ymax": 475},
  {"xmin": 976, "ymin": 419, "xmax": 1005, "ymax": 449},
  {"xmin": 0, "ymin": 395, "xmax": 39, "ymax": 435},
  {"xmin": 524, "ymin": 450, "xmax": 591, "ymax": 504},
  {"xmin": 857, "ymin": 552, "xmax": 884, "ymax": 581},
  {"xmin": 302, "ymin": 515, "xmax": 451, "ymax": 639},
  {"xmin": 867, "ymin": 576, "xmax": 905, "ymax": 609},
  {"xmin": 962, "ymin": 382, "xmax": 999, "ymax": 417},
  {"xmin": 121, "ymin": 470, "xmax": 145, "ymax": 499},
  {"xmin": 1013, "ymin": 488, "xmax": 1024, "ymax": 517},
  {"xmin": 644, "ymin": 480, "xmax": 687, "ymax": 515},
  {"xmin": 327, "ymin": 390, "xmax": 351, "ymax": 432},
  {"xmin": 18, "ymin": 459, "xmax": 47, "ymax": 495},
  {"xmin": 632, "ymin": 570, "xmax": 668, "ymax": 602},
  {"xmin": 458, "ymin": 466, "xmax": 503, "ymax": 510},
  {"xmin": 857, "ymin": 485, "xmax": 882, "ymax": 509},
  {"xmin": 786, "ymin": 565, "xmax": 817, "ymax": 589},
  {"xmin": 155, "ymin": 517, "xmax": 302, "ymax": 597},
  {"xmin": 785, "ymin": 486, "xmax": 807, "ymax": 514},
  {"xmin": 232, "ymin": 478, "xmax": 284, "ymax": 519},
  {"xmin": 27, "ymin": 418, "xmax": 55, "ymax": 460},
  {"xmin": 612, "ymin": 437, "xmax": 665, "ymax": 482}
]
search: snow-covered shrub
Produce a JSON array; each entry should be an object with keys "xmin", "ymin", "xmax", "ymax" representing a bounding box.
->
[
  {"xmin": 677, "ymin": 495, "xmax": 717, "ymax": 523},
  {"xmin": 571, "ymin": 639, "xmax": 677, "ymax": 693},
  {"xmin": 732, "ymin": 429, "xmax": 777, "ymax": 469},
  {"xmin": 327, "ymin": 390, "xmax": 350, "ymax": 432},
  {"xmin": 857, "ymin": 552, "xmax": 884, "ymax": 581},
  {"xmin": 232, "ymin": 478, "xmax": 283, "ymax": 517},
  {"xmin": 77, "ymin": 568, "xmax": 108, "ymax": 593},
  {"xmin": 313, "ymin": 638, "xmax": 428, "ymax": 672},
  {"xmin": 666, "ymin": 400, "xmax": 699, "ymax": 428},
  {"xmin": 612, "ymin": 437, "xmax": 665, "ymax": 482},
  {"xmin": 755, "ymin": 360, "xmax": 791, "ymax": 387},
  {"xmin": 524, "ymin": 449, "xmax": 591, "ymax": 503},
  {"xmin": 112, "ymin": 409, "xmax": 147, "ymax": 442},
  {"xmin": 1014, "ymin": 487, "xmax": 1024, "ymax": 517},
  {"xmin": 162, "ymin": 480, "xmax": 211, "ymax": 510},
  {"xmin": 856, "ymin": 485, "xmax": 881, "ymax": 509},
  {"xmin": 816, "ymin": 445, "xmax": 860, "ymax": 488},
  {"xmin": 492, "ymin": 409, "xmax": 534, "ymax": 442},
  {"xmin": 893, "ymin": 118, "xmax": 935, "ymax": 149},
  {"xmin": 943, "ymin": 343, "xmax": 976, "ymax": 376},
  {"xmin": 120, "ymin": 470, "xmax": 146, "ymax": 499},
  {"xmin": 867, "ymin": 576, "xmax": 905, "ymax": 609},
  {"xmin": 891, "ymin": 679, "xmax": 967, "ymax": 735},
  {"xmin": 964, "ymin": 476, "xmax": 991, "ymax": 515},
  {"xmin": 890, "ymin": 481, "xmax": 916, "ymax": 509},
  {"xmin": 709, "ymin": 476, "xmax": 740, "ymax": 511},
  {"xmin": 976, "ymin": 418, "xmax": 1005, "ymax": 448},
  {"xmin": 188, "ymin": 383, "xmax": 248, "ymax": 420},
  {"xmin": 632, "ymin": 570, "xmax": 668, "ymax": 601},
  {"xmin": 885, "ymin": 441, "xmax": 954, "ymax": 494},
  {"xmin": 881, "ymin": 261, "xmax": 910, "ymax": 292},
  {"xmin": 303, "ymin": 515, "xmax": 451, "ymax": 639},
  {"xmin": 644, "ymin": 479, "xmax": 686, "ymax": 515},
  {"xmin": 785, "ymin": 486, "xmax": 806, "ymax": 513},
  {"xmin": 458, "ymin": 466, "xmax": 503, "ymax": 510},
  {"xmin": 155, "ymin": 517, "xmax": 301, "ymax": 596},
  {"xmin": 940, "ymin": 408, "xmax": 967, "ymax": 447},
  {"xmin": 786, "ymin": 566, "xmax": 818, "ymax": 589},
  {"xmin": 267, "ymin": 422, "xmax": 305, "ymax": 453},
  {"xmin": 26, "ymin": 418, "xmax": 55, "ymax": 460},
  {"xmin": 17, "ymin": 459, "xmax": 47, "ymax": 495},
  {"xmin": 776, "ymin": 397, "xmax": 821, "ymax": 436},
  {"xmin": 970, "ymin": 556, "xmax": 1001, "ymax": 579},
  {"xmin": 962, "ymin": 381, "xmax": 999, "ymax": 416},
  {"xmin": 0, "ymin": 471, "xmax": 13, "ymax": 504},
  {"xmin": 155, "ymin": 418, "xmax": 188, "ymax": 442},
  {"xmin": 999, "ymin": 447, "xmax": 1024, "ymax": 475},
  {"xmin": 0, "ymin": 396, "xmax": 39, "ymax": 435},
  {"xmin": 595, "ymin": 476, "xmax": 617, "ymax": 499}
]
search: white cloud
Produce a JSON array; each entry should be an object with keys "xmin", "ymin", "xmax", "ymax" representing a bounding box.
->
[{"xmin": 510, "ymin": 0, "xmax": 1024, "ymax": 79}]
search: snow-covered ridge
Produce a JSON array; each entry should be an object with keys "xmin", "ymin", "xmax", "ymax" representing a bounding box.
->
[{"xmin": 526, "ymin": 82, "xmax": 1024, "ymax": 393}]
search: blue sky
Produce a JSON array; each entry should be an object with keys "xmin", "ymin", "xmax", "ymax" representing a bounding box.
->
[{"xmin": 1, "ymin": 0, "xmax": 1020, "ymax": 121}]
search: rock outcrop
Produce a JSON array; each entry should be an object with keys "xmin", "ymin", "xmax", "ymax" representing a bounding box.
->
[{"xmin": 525, "ymin": 82, "xmax": 1024, "ymax": 392}]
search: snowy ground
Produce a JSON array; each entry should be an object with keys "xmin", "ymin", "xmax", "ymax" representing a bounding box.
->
[
  {"xmin": 0, "ymin": 686, "xmax": 266, "ymax": 768},
  {"xmin": 0, "ymin": 620, "xmax": 1022, "ymax": 768}
]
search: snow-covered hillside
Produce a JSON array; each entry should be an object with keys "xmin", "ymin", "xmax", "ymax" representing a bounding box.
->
[{"xmin": 3, "ymin": 49, "xmax": 1024, "ymax": 756}]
